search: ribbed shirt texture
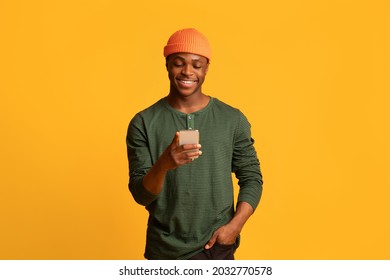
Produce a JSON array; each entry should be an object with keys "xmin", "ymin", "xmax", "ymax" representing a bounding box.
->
[{"xmin": 126, "ymin": 97, "xmax": 263, "ymax": 259}]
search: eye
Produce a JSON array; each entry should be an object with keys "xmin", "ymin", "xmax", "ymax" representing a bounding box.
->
[
  {"xmin": 170, "ymin": 58, "xmax": 184, "ymax": 67},
  {"xmin": 193, "ymin": 64, "xmax": 202, "ymax": 69}
]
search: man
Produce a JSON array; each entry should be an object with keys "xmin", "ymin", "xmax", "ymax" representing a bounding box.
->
[{"xmin": 126, "ymin": 28, "xmax": 263, "ymax": 260}]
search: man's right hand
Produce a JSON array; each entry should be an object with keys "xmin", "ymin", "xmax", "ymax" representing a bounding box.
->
[
  {"xmin": 159, "ymin": 132, "xmax": 202, "ymax": 171},
  {"xmin": 142, "ymin": 132, "xmax": 202, "ymax": 195}
]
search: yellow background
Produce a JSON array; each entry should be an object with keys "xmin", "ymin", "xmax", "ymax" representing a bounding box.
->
[{"xmin": 1, "ymin": 0, "xmax": 389, "ymax": 259}]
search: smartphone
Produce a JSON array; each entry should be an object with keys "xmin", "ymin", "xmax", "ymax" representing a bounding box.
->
[{"xmin": 179, "ymin": 130, "xmax": 199, "ymax": 146}]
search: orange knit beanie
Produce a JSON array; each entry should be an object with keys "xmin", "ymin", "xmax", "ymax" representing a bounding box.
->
[{"xmin": 163, "ymin": 28, "xmax": 212, "ymax": 61}]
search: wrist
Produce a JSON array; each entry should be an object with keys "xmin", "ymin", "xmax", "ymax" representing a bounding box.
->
[
  {"xmin": 156, "ymin": 152, "xmax": 171, "ymax": 173},
  {"xmin": 227, "ymin": 217, "xmax": 244, "ymax": 234},
  {"xmin": 227, "ymin": 202, "xmax": 254, "ymax": 234}
]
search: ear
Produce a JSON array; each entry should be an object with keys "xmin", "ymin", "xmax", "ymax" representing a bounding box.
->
[
  {"xmin": 165, "ymin": 56, "xmax": 169, "ymax": 71},
  {"xmin": 165, "ymin": 55, "xmax": 172, "ymax": 71},
  {"xmin": 205, "ymin": 63, "xmax": 209, "ymax": 74}
]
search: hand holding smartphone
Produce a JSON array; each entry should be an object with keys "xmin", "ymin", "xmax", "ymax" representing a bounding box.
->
[{"xmin": 178, "ymin": 130, "xmax": 201, "ymax": 162}]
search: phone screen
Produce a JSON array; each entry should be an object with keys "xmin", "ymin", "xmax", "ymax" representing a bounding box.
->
[{"xmin": 179, "ymin": 130, "xmax": 199, "ymax": 145}]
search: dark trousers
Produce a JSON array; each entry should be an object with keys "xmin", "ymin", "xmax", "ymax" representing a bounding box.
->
[{"xmin": 189, "ymin": 243, "xmax": 235, "ymax": 260}]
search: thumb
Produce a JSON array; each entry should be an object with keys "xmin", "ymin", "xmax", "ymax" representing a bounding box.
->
[
  {"xmin": 171, "ymin": 132, "xmax": 180, "ymax": 147},
  {"xmin": 205, "ymin": 233, "xmax": 217, "ymax": 250}
]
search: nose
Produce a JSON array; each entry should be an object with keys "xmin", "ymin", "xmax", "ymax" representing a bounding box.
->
[{"xmin": 181, "ymin": 64, "xmax": 193, "ymax": 76}]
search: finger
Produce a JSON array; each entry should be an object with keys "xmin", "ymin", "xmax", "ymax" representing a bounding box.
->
[
  {"xmin": 182, "ymin": 143, "xmax": 201, "ymax": 151},
  {"xmin": 186, "ymin": 150, "xmax": 202, "ymax": 158},
  {"xmin": 205, "ymin": 233, "xmax": 217, "ymax": 250}
]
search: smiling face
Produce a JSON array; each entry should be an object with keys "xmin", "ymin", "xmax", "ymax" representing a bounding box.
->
[{"xmin": 166, "ymin": 53, "xmax": 209, "ymax": 98}]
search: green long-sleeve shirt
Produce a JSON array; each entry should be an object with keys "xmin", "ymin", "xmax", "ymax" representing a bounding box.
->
[{"xmin": 126, "ymin": 97, "xmax": 262, "ymax": 259}]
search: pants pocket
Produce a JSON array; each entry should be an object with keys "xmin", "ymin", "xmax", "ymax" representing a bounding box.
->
[{"xmin": 211, "ymin": 242, "xmax": 235, "ymax": 260}]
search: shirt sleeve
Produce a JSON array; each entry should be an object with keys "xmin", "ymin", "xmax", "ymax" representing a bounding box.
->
[
  {"xmin": 126, "ymin": 113, "xmax": 159, "ymax": 206},
  {"xmin": 232, "ymin": 111, "xmax": 263, "ymax": 211}
]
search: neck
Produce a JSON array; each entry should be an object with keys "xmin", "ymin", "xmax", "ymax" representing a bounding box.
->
[{"xmin": 166, "ymin": 92, "xmax": 210, "ymax": 114}]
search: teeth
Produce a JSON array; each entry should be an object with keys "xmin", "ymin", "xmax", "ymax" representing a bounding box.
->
[{"xmin": 180, "ymin": 80, "xmax": 195, "ymax": 84}]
